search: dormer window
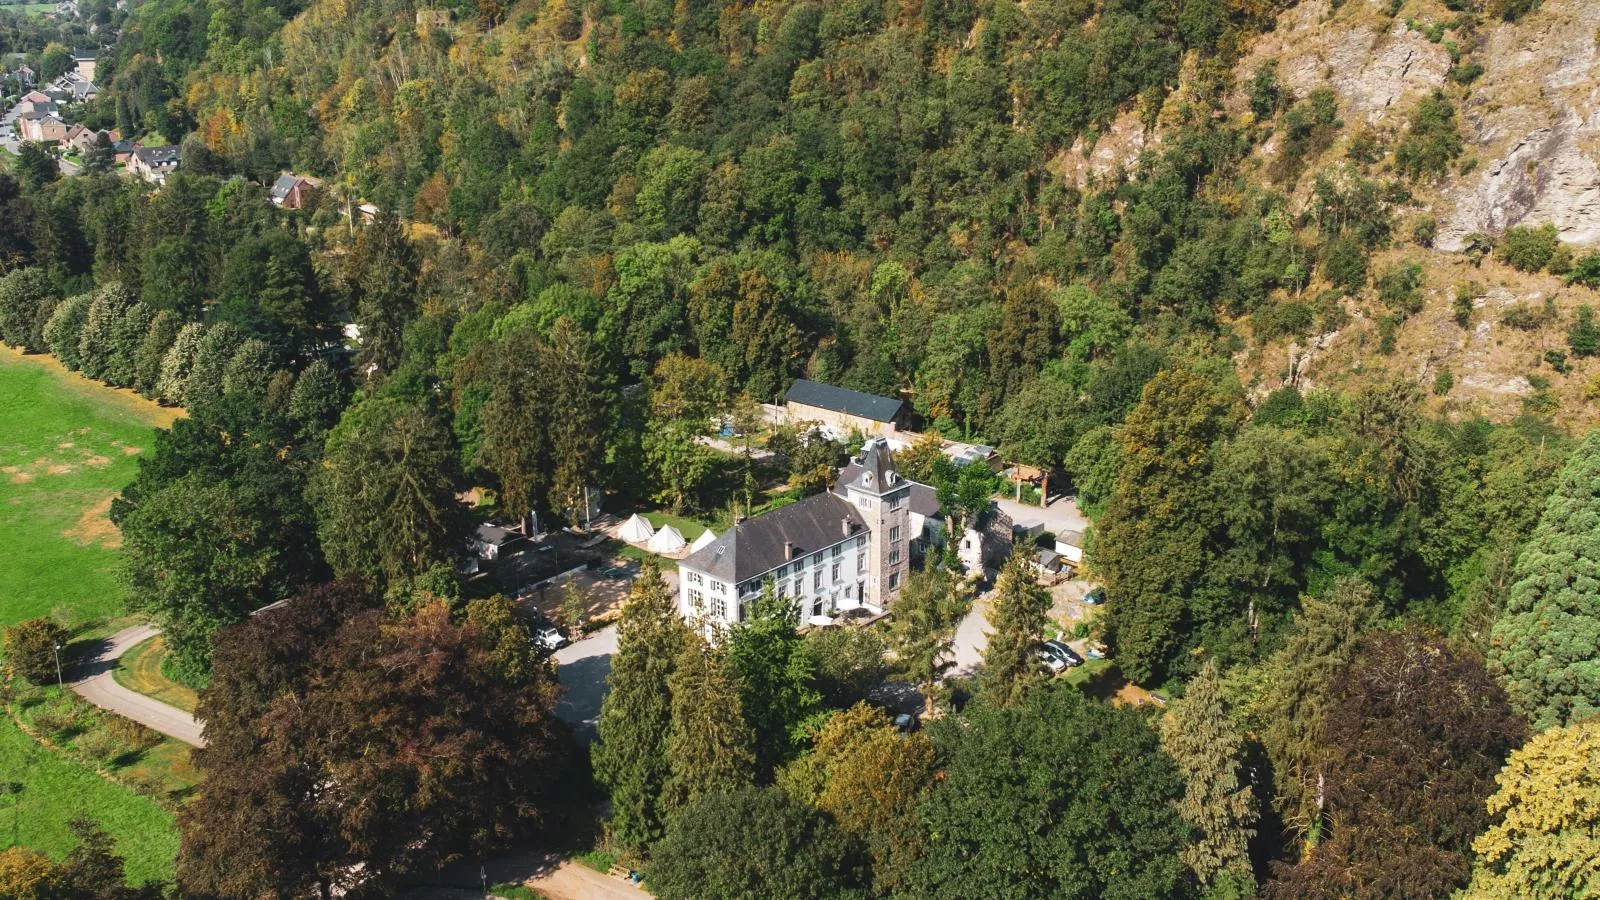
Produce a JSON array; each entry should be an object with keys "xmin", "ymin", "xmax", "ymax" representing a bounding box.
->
[{"xmin": 863, "ymin": 472, "xmax": 874, "ymax": 487}]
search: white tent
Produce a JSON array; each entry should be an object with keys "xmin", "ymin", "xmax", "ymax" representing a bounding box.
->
[
  {"xmin": 647, "ymin": 524, "xmax": 687, "ymax": 554},
  {"xmin": 689, "ymin": 528, "xmax": 717, "ymax": 552},
  {"xmin": 618, "ymin": 513, "xmax": 655, "ymax": 543}
]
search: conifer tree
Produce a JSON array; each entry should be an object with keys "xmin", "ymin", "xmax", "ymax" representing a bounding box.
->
[
  {"xmin": 891, "ymin": 560, "xmax": 971, "ymax": 716},
  {"xmin": 1159, "ymin": 660, "xmax": 1258, "ymax": 890},
  {"xmin": 979, "ymin": 552, "xmax": 1051, "ymax": 708},
  {"xmin": 1490, "ymin": 429, "xmax": 1600, "ymax": 730},
  {"xmin": 663, "ymin": 633, "xmax": 755, "ymax": 822},
  {"xmin": 593, "ymin": 561, "xmax": 690, "ymax": 855},
  {"xmin": 726, "ymin": 583, "xmax": 822, "ymax": 777}
]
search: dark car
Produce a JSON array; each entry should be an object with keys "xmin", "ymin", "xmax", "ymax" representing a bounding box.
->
[{"xmin": 1083, "ymin": 586, "xmax": 1106, "ymax": 605}]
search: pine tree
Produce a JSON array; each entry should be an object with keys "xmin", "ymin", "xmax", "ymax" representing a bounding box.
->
[
  {"xmin": 726, "ymin": 583, "xmax": 822, "ymax": 777},
  {"xmin": 1490, "ymin": 429, "xmax": 1600, "ymax": 730},
  {"xmin": 979, "ymin": 552, "xmax": 1051, "ymax": 708},
  {"xmin": 890, "ymin": 560, "xmax": 971, "ymax": 716},
  {"xmin": 663, "ymin": 634, "xmax": 755, "ymax": 821},
  {"xmin": 544, "ymin": 317, "xmax": 608, "ymax": 525},
  {"xmin": 134, "ymin": 310, "xmax": 181, "ymax": 398},
  {"xmin": 1159, "ymin": 660, "xmax": 1258, "ymax": 889},
  {"xmin": 592, "ymin": 560, "xmax": 690, "ymax": 855},
  {"xmin": 156, "ymin": 322, "xmax": 205, "ymax": 404}
]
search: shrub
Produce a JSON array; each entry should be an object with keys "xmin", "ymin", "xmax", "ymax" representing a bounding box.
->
[
  {"xmin": 1501, "ymin": 303, "xmax": 1549, "ymax": 331},
  {"xmin": 1253, "ymin": 300, "xmax": 1315, "ymax": 342},
  {"xmin": 1412, "ymin": 216, "xmax": 1438, "ymax": 247},
  {"xmin": 1377, "ymin": 315, "xmax": 1400, "ymax": 354},
  {"xmin": 75, "ymin": 729, "xmax": 124, "ymax": 764},
  {"xmin": 1321, "ymin": 235, "xmax": 1368, "ymax": 292},
  {"xmin": 1567, "ymin": 252, "xmax": 1600, "ymax": 287},
  {"xmin": 1378, "ymin": 262, "xmax": 1425, "ymax": 316},
  {"xmin": 1433, "ymin": 369, "xmax": 1454, "ymax": 396},
  {"xmin": 105, "ymin": 716, "xmax": 162, "ymax": 751},
  {"xmin": 1568, "ymin": 306, "xmax": 1600, "ymax": 357},
  {"xmin": 1395, "ymin": 93, "xmax": 1463, "ymax": 181},
  {"xmin": 1453, "ymin": 283, "xmax": 1476, "ymax": 328},
  {"xmin": 1544, "ymin": 350, "xmax": 1570, "ymax": 374},
  {"xmin": 2, "ymin": 618, "xmax": 67, "ymax": 686},
  {"xmin": 1499, "ymin": 223, "xmax": 1560, "ymax": 273},
  {"xmin": 489, "ymin": 885, "xmax": 540, "ymax": 900},
  {"xmin": 575, "ymin": 849, "xmax": 617, "ymax": 873}
]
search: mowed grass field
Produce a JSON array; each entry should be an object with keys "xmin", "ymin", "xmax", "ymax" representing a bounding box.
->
[
  {"xmin": 0, "ymin": 346, "xmax": 178, "ymax": 628},
  {"xmin": 0, "ymin": 346, "xmax": 183, "ymax": 883}
]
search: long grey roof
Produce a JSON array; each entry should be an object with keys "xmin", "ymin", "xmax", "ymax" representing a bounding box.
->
[
  {"xmin": 784, "ymin": 379, "xmax": 904, "ymax": 423},
  {"xmin": 679, "ymin": 491, "xmax": 865, "ymax": 584}
]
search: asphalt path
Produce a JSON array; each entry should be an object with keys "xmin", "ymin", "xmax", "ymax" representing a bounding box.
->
[
  {"xmin": 66, "ymin": 623, "xmax": 206, "ymax": 748},
  {"xmin": 552, "ymin": 624, "xmax": 617, "ymax": 744}
]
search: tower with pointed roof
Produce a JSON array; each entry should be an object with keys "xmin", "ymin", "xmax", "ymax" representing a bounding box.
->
[{"xmin": 837, "ymin": 438, "xmax": 912, "ymax": 607}]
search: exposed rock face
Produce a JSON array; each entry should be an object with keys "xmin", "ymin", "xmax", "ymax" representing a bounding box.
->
[
  {"xmin": 1234, "ymin": 0, "xmax": 1450, "ymax": 126},
  {"xmin": 1437, "ymin": 0, "xmax": 1600, "ymax": 249}
]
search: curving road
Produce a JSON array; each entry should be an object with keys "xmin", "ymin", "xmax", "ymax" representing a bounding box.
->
[{"xmin": 67, "ymin": 624, "xmax": 205, "ymax": 748}]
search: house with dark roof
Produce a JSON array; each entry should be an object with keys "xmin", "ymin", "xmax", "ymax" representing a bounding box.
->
[
  {"xmin": 675, "ymin": 438, "xmax": 1009, "ymax": 633},
  {"xmin": 270, "ymin": 173, "xmax": 321, "ymax": 209},
  {"xmin": 129, "ymin": 145, "xmax": 180, "ymax": 183},
  {"xmin": 71, "ymin": 49, "xmax": 97, "ymax": 82},
  {"xmin": 783, "ymin": 379, "xmax": 910, "ymax": 438}
]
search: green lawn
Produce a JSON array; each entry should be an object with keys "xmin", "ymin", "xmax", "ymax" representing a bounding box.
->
[
  {"xmin": 0, "ymin": 705, "xmax": 179, "ymax": 885},
  {"xmin": 0, "ymin": 348, "xmax": 184, "ymax": 882},
  {"xmin": 112, "ymin": 636, "xmax": 198, "ymax": 713},
  {"xmin": 0, "ymin": 347, "xmax": 178, "ymax": 628},
  {"xmin": 1, "ymin": 3, "xmax": 59, "ymax": 16},
  {"xmin": 641, "ymin": 510, "xmax": 717, "ymax": 543}
]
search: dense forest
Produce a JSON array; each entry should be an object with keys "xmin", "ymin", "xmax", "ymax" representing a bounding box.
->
[{"xmin": 0, "ymin": 0, "xmax": 1597, "ymax": 895}]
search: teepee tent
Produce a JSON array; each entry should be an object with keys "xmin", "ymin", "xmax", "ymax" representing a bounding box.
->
[
  {"xmin": 647, "ymin": 524, "xmax": 687, "ymax": 554},
  {"xmin": 618, "ymin": 513, "xmax": 655, "ymax": 543},
  {"xmin": 689, "ymin": 528, "xmax": 716, "ymax": 552}
]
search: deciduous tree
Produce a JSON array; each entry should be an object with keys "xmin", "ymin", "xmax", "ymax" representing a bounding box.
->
[
  {"xmin": 907, "ymin": 682, "xmax": 1188, "ymax": 899},
  {"xmin": 1265, "ymin": 628, "xmax": 1524, "ymax": 900},
  {"xmin": 1462, "ymin": 718, "xmax": 1600, "ymax": 898},
  {"xmin": 650, "ymin": 786, "xmax": 867, "ymax": 900}
]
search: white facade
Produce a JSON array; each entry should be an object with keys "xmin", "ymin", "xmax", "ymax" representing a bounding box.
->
[{"xmin": 678, "ymin": 531, "xmax": 873, "ymax": 629}]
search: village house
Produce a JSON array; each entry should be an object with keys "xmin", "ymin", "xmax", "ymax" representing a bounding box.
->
[
  {"xmin": 676, "ymin": 438, "xmax": 1010, "ymax": 633},
  {"xmin": 270, "ymin": 173, "xmax": 321, "ymax": 209},
  {"xmin": 128, "ymin": 145, "xmax": 180, "ymax": 183},
  {"xmin": 14, "ymin": 64, "xmax": 35, "ymax": 86},
  {"xmin": 782, "ymin": 379, "xmax": 911, "ymax": 439},
  {"xmin": 71, "ymin": 49, "xmax": 97, "ymax": 82},
  {"xmin": 18, "ymin": 109, "xmax": 67, "ymax": 142}
]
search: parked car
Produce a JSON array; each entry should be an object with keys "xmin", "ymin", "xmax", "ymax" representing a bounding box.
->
[
  {"xmin": 1036, "ymin": 639, "xmax": 1083, "ymax": 673},
  {"xmin": 535, "ymin": 624, "xmax": 567, "ymax": 651},
  {"xmin": 1083, "ymin": 586, "xmax": 1106, "ymax": 605},
  {"xmin": 1085, "ymin": 642, "xmax": 1107, "ymax": 660}
]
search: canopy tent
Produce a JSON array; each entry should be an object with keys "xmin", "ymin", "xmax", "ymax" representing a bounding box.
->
[
  {"xmin": 618, "ymin": 513, "xmax": 655, "ymax": 543},
  {"xmin": 689, "ymin": 528, "xmax": 717, "ymax": 552},
  {"xmin": 647, "ymin": 524, "xmax": 687, "ymax": 553}
]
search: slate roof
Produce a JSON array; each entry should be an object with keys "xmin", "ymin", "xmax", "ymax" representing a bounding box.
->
[
  {"xmin": 474, "ymin": 522, "xmax": 522, "ymax": 546},
  {"xmin": 909, "ymin": 481, "xmax": 940, "ymax": 517},
  {"xmin": 679, "ymin": 491, "xmax": 866, "ymax": 584},
  {"xmin": 133, "ymin": 145, "xmax": 180, "ymax": 166},
  {"xmin": 784, "ymin": 379, "xmax": 904, "ymax": 423},
  {"xmin": 271, "ymin": 174, "xmax": 300, "ymax": 201}
]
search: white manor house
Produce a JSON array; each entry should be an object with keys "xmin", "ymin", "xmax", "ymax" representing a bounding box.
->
[{"xmin": 675, "ymin": 438, "xmax": 1009, "ymax": 631}]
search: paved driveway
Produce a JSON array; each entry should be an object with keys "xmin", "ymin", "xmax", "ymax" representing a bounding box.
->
[
  {"xmin": 553, "ymin": 625, "xmax": 617, "ymax": 744},
  {"xmin": 68, "ymin": 624, "xmax": 205, "ymax": 747}
]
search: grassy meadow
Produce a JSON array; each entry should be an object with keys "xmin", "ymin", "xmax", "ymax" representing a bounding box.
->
[{"xmin": 0, "ymin": 347, "xmax": 185, "ymax": 883}]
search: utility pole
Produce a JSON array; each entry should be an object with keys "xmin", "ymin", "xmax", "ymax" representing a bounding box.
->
[{"xmin": 52, "ymin": 642, "xmax": 62, "ymax": 689}]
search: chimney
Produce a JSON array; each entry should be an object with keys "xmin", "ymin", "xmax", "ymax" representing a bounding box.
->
[
  {"xmin": 842, "ymin": 518, "xmax": 851, "ymax": 537},
  {"xmin": 785, "ymin": 540, "xmax": 795, "ymax": 560}
]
